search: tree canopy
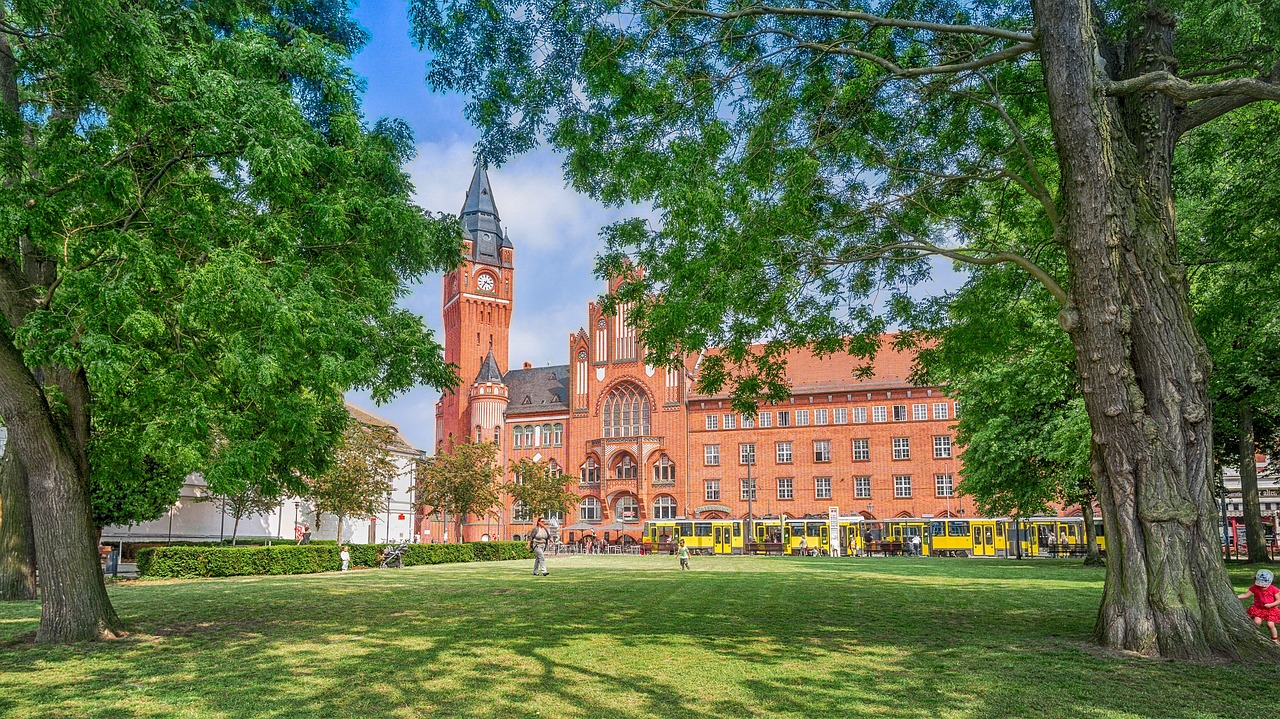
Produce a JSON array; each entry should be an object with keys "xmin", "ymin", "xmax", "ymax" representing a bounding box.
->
[{"xmin": 416, "ymin": 441, "xmax": 504, "ymax": 542}]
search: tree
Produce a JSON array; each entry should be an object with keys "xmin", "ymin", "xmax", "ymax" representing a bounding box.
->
[
  {"xmin": 415, "ymin": 0, "xmax": 1280, "ymax": 659},
  {"xmin": 0, "ymin": 1, "xmax": 460, "ymax": 642},
  {"xmin": 415, "ymin": 441, "xmax": 503, "ymax": 543},
  {"xmin": 0, "ymin": 425, "xmax": 36, "ymax": 601},
  {"xmin": 507, "ymin": 458, "xmax": 580, "ymax": 525},
  {"xmin": 305, "ymin": 421, "xmax": 401, "ymax": 545},
  {"xmin": 1178, "ymin": 102, "xmax": 1280, "ymax": 564},
  {"xmin": 918, "ymin": 267, "xmax": 1101, "ymax": 565},
  {"xmin": 197, "ymin": 480, "xmax": 284, "ymax": 547}
]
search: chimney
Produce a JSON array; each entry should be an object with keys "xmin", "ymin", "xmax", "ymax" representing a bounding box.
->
[{"xmin": 523, "ymin": 361, "xmax": 532, "ymax": 369}]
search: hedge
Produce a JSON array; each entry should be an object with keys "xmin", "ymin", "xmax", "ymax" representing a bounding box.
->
[{"xmin": 136, "ymin": 541, "xmax": 533, "ymax": 578}]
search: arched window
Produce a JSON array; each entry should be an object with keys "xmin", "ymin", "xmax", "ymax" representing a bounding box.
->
[
  {"xmin": 581, "ymin": 457, "xmax": 600, "ymax": 484},
  {"xmin": 523, "ymin": 425, "xmax": 534, "ymax": 447},
  {"xmin": 548, "ymin": 460, "xmax": 561, "ymax": 479},
  {"xmin": 613, "ymin": 454, "xmax": 637, "ymax": 480},
  {"xmin": 615, "ymin": 496, "xmax": 639, "ymax": 522},
  {"xmin": 494, "ymin": 426, "xmax": 501, "ymax": 445},
  {"xmin": 475, "ymin": 425, "xmax": 483, "ymax": 442},
  {"xmin": 580, "ymin": 496, "xmax": 601, "ymax": 522},
  {"xmin": 542, "ymin": 424, "xmax": 553, "ymax": 446},
  {"xmin": 546, "ymin": 509, "xmax": 565, "ymax": 525},
  {"xmin": 602, "ymin": 384, "xmax": 650, "ymax": 438},
  {"xmin": 653, "ymin": 454, "xmax": 676, "ymax": 483},
  {"xmin": 653, "ymin": 496, "xmax": 677, "ymax": 520},
  {"xmin": 553, "ymin": 423, "xmax": 564, "ymax": 446},
  {"xmin": 512, "ymin": 427, "xmax": 521, "ymax": 449},
  {"xmin": 512, "ymin": 502, "xmax": 532, "ymax": 523}
]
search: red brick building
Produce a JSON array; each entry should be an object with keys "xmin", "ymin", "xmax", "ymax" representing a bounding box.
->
[{"xmin": 434, "ymin": 167, "xmax": 970, "ymax": 541}]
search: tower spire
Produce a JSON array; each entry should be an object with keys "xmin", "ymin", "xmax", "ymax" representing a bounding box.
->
[
  {"xmin": 460, "ymin": 161, "xmax": 511, "ymax": 263},
  {"xmin": 474, "ymin": 343, "xmax": 504, "ymax": 384}
]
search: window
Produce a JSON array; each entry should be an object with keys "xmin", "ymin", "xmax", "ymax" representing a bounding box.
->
[
  {"xmin": 852, "ymin": 439, "xmax": 870, "ymax": 461},
  {"xmin": 494, "ymin": 426, "xmax": 501, "ymax": 445},
  {"xmin": 759, "ymin": 412, "xmax": 773, "ymax": 427},
  {"xmin": 913, "ymin": 404, "xmax": 928, "ymax": 421},
  {"xmin": 723, "ymin": 413, "xmax": 737, "ymax": 430},
  {"xmin": 892, "ymin": 437, "xmax": 911, "ymax": 460},
  {"xmin": 954, "ymin": 402, "xmax": 961, "ymax": 418},
  {"xmin": 855, "ymin": 476, "xmax": 871, "ymax": 499},
  {"xmin": 739, "ymin": 443, "xmax": 756, "ymax": 465},
  {"xmin": 853, "ymin": 407, "xmax": 867, "ymax": 423},
  {"xmin": 616, "ymin": 496, "xmax": 639, "ymax": 521},
  {"xmin": 548, "ymin": 460, "xmax": 560, "ymax": 479},
  {"xmin": 814, "ymin": 440, "xmax": 831, "ymax": 462},
  {"xmin": 935, "ymin": 474, "xmax": 954, "ymax": 497},
  {"xmin": 553, "ymin": 423, "xmax": 564, "ymax": 446},
  {"xmin": 614, "ymin": 454, "xmax": 638, "ymax": 479},
  {"xmin": 777, "ymin": 410, "xmax": 791, "ymax": 427},
  {"xmin": 778, "ymin": 478, "xmax": 794, "ymax": 500},
  {"xmin": 892, "ymin": 404, "xmax": 908, "ymax": 421},
  {"xmin": 741, "ymin": 415, "xmax": 755, "ymax": 428},
  {"xmin": 654, "ymin": 454, "xmax": 676, "ymax": 483},
  {"xmin": 603, "ymin": 384, "xmax": 651, "ymax": 437},
  {"xmin": 542, "ymin": 423, "xmax": 552, "ymax": 445},
  {"xmin": 546, "ymin": 509, "xmax": 564, "ymax": 525},
  {"xmin": 512, "ymin": 502, "xmax": 532, "ymax": 523},
  {"xmin": 524, "ymin": 425, "xmax": 534, "ymax": 447},
  {"xmin": 796, "ymin": 409, "xmax": 810, "ymax": 426},
  {"xmin": 705, "ymin": 480, "xmax": 721, "ymax": 501},
  {"xmin": 740, "ymin": 480, "xmax": 757, "ymax": 501},
  {"xmin": 704, "ymin": 444, "xmax": 721, "ymax": 466},
  {"xmin": 705, "ymin": 415, "xmax": 719, "ymax": 431},
  {"xmin": 581, "ymin": 457, "xmax": 600, "ymax": 484},
  {"xmin": 513, "ymin": 428, "xmax": 522, "ymax": 449},
  {"xmin": 933, "ymin": 402, "xmax": 949, "ymax": 420},
  {"xmin": 815, "ymin": 408, "xmax": 829, "ymax": 425},
  {"xmin": 653, "ymin": 496, "xmax": 677, "ymax": 520},
  {"xmin": 934, "ymin": 435, "xmax": 953, "ymax": 459},
  {"xmin": 579, "ymin": 497, "xmax": 601, "ymax": 522},
  {"xmin": 872, "ymin": 406, "xmax": 887, "ymax": 422},
  {"xmin": 894, "ymin": 475, "xmax": 913, "ymax": 498},
  {"xmin": 776, "ymin": 441, "xmax": 793, "ymax": 464},
  {"xmin": 815, "ymin": 477, "xmax": 832, "ymax": 499},
  {"xmin": 834, "ymin": 408, "xmax": 848, "ymax": 424}
]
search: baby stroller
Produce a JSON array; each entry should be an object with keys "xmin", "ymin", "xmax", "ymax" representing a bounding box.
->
[{"xmin": 379, "ymin": 540, "xmax": 408, "ymax": 569}]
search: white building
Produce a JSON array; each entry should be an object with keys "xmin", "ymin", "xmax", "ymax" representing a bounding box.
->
[
  {"xmin": 102, "ymin": 403, "xmax": 423, "ymax": 545},
  {"xmin": 1220, "ymin": 455, "xmax": 1279, "ymax": 518}
]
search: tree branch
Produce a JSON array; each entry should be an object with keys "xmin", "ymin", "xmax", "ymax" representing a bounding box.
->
[
  {"xmin": 1103, "ymin": 70, "xmax": 1280, "ymax": 103},
  {"xmin": 792, "ymin": 38, "xmax": 1038, "ymax": 78},
  {"xmin": 645, "ymin": 1, "xmax": 1036, "ymax": 43},
  {"xmin": 1177, "ymin": 61, "xmax": 1280, "ymax": 135}
]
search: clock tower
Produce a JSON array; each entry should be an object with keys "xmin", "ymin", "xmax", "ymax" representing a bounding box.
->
[{"xmin": 436, "ymin": 164, "xmax": 515, "ymax": 450}]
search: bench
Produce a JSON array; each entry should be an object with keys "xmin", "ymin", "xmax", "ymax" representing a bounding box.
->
[
  {"xmin": 745, "ymin": 541, "xmax": 786, "ymax": 556},
  {"xmin": 1044, "ymin": 543, "xmax": 1091, "ymax": 558}
]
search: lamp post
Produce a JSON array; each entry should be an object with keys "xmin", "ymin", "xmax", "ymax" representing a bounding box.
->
[{"xmin": 745, "ymin": 443, "xmax": 755, "ymax": 550}]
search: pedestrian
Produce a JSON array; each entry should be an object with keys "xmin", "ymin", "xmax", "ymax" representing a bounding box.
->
[
  {"xmin": 340, "ymin": 545, "xmax": 350, "ymax": 572},
  {"xmin": 300, "ymin": 525, "xmax": 312, "ymax": 545},
  {"xmin": 678, "ymin": 539, "xmax": 690, "ymax": 571},
  {"xmin": 911, "ymin": 534, "xmax": 922, "ymax": 557},
  {"xmin": 294, "ymin": 524, "xmax": 304, "ymax": 542},
  {"xmin": 799, "ymin": 535, "xmax": 808, "ymax": 557},
  {"xmin": 1238, "ymin": 569, "xmax": 1280, "ymax": 642},
  {"xmin": 529, "ymin": 517, "xmax": 552, "ymax": 577}
]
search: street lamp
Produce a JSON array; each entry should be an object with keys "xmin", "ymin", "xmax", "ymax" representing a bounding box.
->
[{"xmin": 745, "ymin": 443, "xmax": 755, "ymax": 551}]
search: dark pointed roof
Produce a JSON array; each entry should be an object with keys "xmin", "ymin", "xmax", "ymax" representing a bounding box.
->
[
  {"xmin": 461, "ymin": 163, "xmax": 511, "ymax": 264},
  {"xmin": 474, "ymin": 345, "xmax": 505, "ymax": 384}
]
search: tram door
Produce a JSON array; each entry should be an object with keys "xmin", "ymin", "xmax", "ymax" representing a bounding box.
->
[
  {"xmin": 820, "ymin": 524, "xmax": 830, "ymax": 552},
  {"xmin": 714, "ymin": 526, "xmax": 731, "ymax": 554},
  {"xmin": 972, "ymin": 522, "xmax": 995, "ymax": 556}
]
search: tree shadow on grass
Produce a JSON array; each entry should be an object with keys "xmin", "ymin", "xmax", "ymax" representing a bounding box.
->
[{"xmin": 0, "ymin": 557, "xmax": 1265, "ymax": 719}]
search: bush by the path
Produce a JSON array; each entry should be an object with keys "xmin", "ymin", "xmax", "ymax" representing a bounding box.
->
[{"xmin": 135, "ymin": 541, "xmax": 532, "ymax": 578}]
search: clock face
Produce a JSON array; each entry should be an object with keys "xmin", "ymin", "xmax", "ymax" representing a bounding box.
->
[{"xmin": 477, "ymin": 273, "xmax": 495, "ymax": 292}]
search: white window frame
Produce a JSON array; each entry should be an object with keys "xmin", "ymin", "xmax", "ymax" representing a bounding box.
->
[
  {"xmin": 894, "ymin": 475, "xmax": 913, "ymax": 498},
  {"xmin": 892, "ymin": 437, "xmax": 911, "ymax": 460},
  {"xmin": 705, "ymin": 415, "xmax": 719, "ymax": 431},
  {"xmin": 814, "ymin": 440, "xmax": 831, "ymax": 463},
  {"xmin": 704, "ymin": 444, "xmax": 720, "ymax": 466},
  {"xmin": 653, "ymin": 496, "xmax": 677, "ymax": 520},
  {"xmin": 815, "ymin": 408, "xmax": 829, "ymax": 425},
  {"xmin": 739, "ymin": 443, "xmax": 756, "ymax": 465},
  {"xmin": 724, "ymin": 413, "xmax": 737, "ymax": 430},
  {"xmin": 913, "ymin": 404, "xmax": 928, "ymax": 421},
  {"xmin": 777, "ymin": 410, "xmax": 791, "ymax": 427},
  {"xmin": 579, "ymin": 497, "xmax": 601, "ymax": 522},
  {"xmin": 815, "ymin": 477, "xmax": 832, "ymax": 499},
  {"xmin": 796, "ymin": 409, "xmax": 810, "ymax": 426},
  {"xmin": 872, "ymin": 406, "xmax": 887, "ymax": 423},
  {"xmin": 935, "ymin": 474, "xmax": 954, "ymax": 497},
  {"xmin": 705, "ymin": 480, "xmax": 721, "ymax": 501},
  {"xmin": 740, "ymin": 480, "xmax": 757, "ymax": 501},
  {"xmin": 933, "ymin": 402, "xmax": 949, "ymax": 420},
  {"xmin": 852, "ymin": 439, "xmax": 870, "ymax": 461},
  {"xmin": 776, "ymin": 441, "xmax": 793, "ymax": 464},
  {"xmin": 777, "ymin": 478, "xmax": 794, "ymax": 500},
  {"xmin": 855, "ymin": 476, "xmax": 871, "ymax": 499},
  {"xmin": 741, "ymin": 415, "xmax": 755, "ymax": 428},
  {"xmin": 934, "ymin": 435, "xmax": 952, "ymax": 459},
  {"xmin": 834, "ymin": 408, "xmax": 848, "ymax": 424},
  {"xmin": 892, "ymin": 404, "xmax": 908, "ymax": 422},
  {"xmin": 759, "ymin": 412, "xmax": 773, "ymax": 427}
]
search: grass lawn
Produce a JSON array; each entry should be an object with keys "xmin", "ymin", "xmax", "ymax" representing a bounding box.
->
[{"xmin": 0, "ymin": 555, "xmax": 1276, "ymax": 719}]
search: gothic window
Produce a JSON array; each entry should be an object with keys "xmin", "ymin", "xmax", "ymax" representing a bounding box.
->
[
  {"xmin": 613, "ymin": 453, "xmax": 638, "ymax": 480},
  {"xmin": 653, "ymin": 454, "xmax": 676, "ymax": 483},
  {"xmin": 542, "ymin": 424, "xmax": 553, "ymax": 446},
  {"xmin": 581, "ymin": 457, "xmax": 600, "ymax": 484},
  {"xmin": 580, "ymin": 496, "xmax": 601, "ymax": 522},
  {"xmin": 615, "ymin": 495, "xmax": 639, "ymax": 522},
  {"xmin": 553, "ymin": 423, "xmax": 564, "ymax": 446},
  {"xmin": 523, "ymin": 425, "xmax": 534, "ymax": 447},
  {"xmin": 548, "ymin": 460, "xmax": 561, "ymax": 479},
  {"xmin": 652, "ymin": 496, "xmax": 677, "ymax": 520},
  {"xmin": 602, "ymin": 383, "xmax": 651, "ymax": 438},
  {"xmin": 494, "ymin": 426, "xmax": 501, "ymax": 446}
]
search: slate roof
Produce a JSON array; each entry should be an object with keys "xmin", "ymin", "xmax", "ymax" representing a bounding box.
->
[
  {"xmin": 474, "ymin": 346, "xmax": 504, "ymax": 384},
  {"xmin": 503, "ymin": 365, "xmax": 570, "ymax": 416},
  {"xmin": 461, "ymin": 164, "xmax": 512, "ymax": 265},
  {"xmin": 345, "ymin": 402, "xmax": 421, "ymax": 455}
]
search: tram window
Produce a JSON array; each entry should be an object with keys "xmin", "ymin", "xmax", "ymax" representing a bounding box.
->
[
  {"xmin": 1094, "ymin": 521, "xmax": 1105, "ymax": 536},
  {"xmin": 949, "ymin": 522, "xmax": 967, "ymax": 537},
  {"xmin": 677, "ymin": 522, "xmax": 693, "ymax": 536},
  {"xmin": 787, "ymin": 522, "xmax": 804, "ymax": 535},
  {"xmin": 995, "ymin": 523, "xmax": 1005, "ymax": 538},
  {"xmin": 807, "ymin": 523, "xmax": 823, "ymax": 537},
  {"xmin": 972, "ymin": 527, "xmax": 980, "ymax": 543},
  {"xmin": 931, "ymin": 522, "xmax": 944, "ymax": 536},
  {"xmin": 694, "ymin": 523, "xmax": 712, "ymax": 537},
  {"xmin": 733, "ymin": 523, "xmax": 741, "ymax": 537}
]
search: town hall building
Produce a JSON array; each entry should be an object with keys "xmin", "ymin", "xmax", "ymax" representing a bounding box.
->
[{"xmin": 432, "ymin": 166, "xmax": 970, "ymax": 543}]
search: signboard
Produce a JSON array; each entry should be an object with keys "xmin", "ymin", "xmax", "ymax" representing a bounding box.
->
[{"xmin": 828, "ymin": 506, "xmax": 841, "ymax": 557}]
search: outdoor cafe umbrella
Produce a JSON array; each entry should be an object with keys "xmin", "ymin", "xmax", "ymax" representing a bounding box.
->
[{"xmin": 562, "ymin": 521, "xmax": 597, "ymax": 532}]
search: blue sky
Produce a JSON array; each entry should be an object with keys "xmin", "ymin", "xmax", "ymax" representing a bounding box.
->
[{"xmin": 343, "ymin": 0, "xmax": 645, "ymax": 450}]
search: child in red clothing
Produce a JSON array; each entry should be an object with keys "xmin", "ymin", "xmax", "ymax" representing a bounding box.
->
[{"xmin": 1238, "ymin": 569, "xmax": 1280, "ymax": 642}]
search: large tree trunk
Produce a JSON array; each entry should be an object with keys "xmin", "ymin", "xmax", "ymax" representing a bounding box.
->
[
  {"xmin": 0, "ymin": 442, "xmax": 37, "ymax": 601},
  {"xmin": 1034, "ymin": 0, "xmax": 1276, "ymax": 661},
  {"xmin": 0, "ymin": 337, "xmax": 121, "ymax": 641},
  {"xmin": 1237, "ymin": 405, "xmax": 1269, "ymax": 563}
]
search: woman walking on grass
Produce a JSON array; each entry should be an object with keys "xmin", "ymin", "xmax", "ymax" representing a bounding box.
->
[{"xmin": 529, "ymin": 518, "xmax": 552, "ymax": 577}]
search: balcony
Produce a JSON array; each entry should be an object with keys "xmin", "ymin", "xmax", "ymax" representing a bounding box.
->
[{"xmin": 588, "ymin": 435, "xmax": 665, "ymax": 449}]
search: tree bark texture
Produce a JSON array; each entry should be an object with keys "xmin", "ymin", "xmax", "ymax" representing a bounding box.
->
[
  {"xmin": 0, "ymin": 443, "xmax": 37, "ymax": 601},
  {"xmin": 1034, "ymin": 0, "xmax": 1276, "ymax": 661},
  {"xmin": 0, "ymin": 336, "xmax": 121, "ymax": 641},
  {"xmin": 1237, "ymin": 405, "xmax": 1269, "ymax": 563}
]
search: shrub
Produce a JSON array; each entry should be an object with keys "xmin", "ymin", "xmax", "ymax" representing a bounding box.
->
[{"xmin": 136, "ymin": 540, "xmax": 532, "ymax": 578}]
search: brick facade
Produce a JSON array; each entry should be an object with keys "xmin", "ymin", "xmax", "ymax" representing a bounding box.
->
[{"xmin": 436, "ymin": 168, "xmax": 971, "ymax": 541}]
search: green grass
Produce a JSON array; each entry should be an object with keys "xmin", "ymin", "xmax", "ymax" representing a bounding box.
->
[{"xmin": 0, "ymin": 556, "xmax": 1275, "ymax": 719}]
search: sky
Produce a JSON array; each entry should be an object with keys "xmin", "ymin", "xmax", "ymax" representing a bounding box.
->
[
  {"xmin": 342, "ymin": 0, "xmax": 645, "ymax": 451},
  {"xmin": 340, "ymin": 0, "xmax": 966, "ymax": 453}
]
